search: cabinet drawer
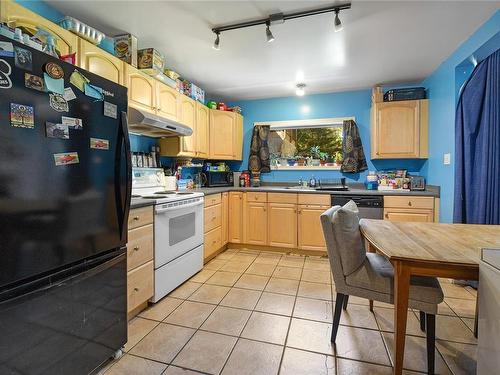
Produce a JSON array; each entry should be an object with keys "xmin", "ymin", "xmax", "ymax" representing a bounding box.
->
[
  {"xmin": 128, "ymin": 206, "xmax": 153, "ymax": 229},
  {"xmin": 268, "ymin": 193, "xmax": 298, "ymax": 204},
  {"xmin": 204, "ymin": 226, "xmax": 222, "ymax": 259},
  {"xmin": 204, "ymin": 193, "xmax": 222, "ymax": 208},
  {"xmin": 127, "ymin": 224, "xmax": 153, "ymax": 271},
  {"xmin": 298, "ymin": 194, "xmax": 330, "ymax": 206},
  {"xmin": 204, "ymin": 203, "xmax": 222, "ymax": 233},
  {"xmin": 384, "ymin": 208, "xmax": 434, "ymax": 222},
  {"xmin": 384, "ymin": 196, "xmax": 434, "ymax": 209},
  {"xmin": 246, "ymin": 192, "xmax": 267, "ymax": 202},
  {"xmin": 127, "ymin": 261, "xmax": 153, "ymax": 312}
]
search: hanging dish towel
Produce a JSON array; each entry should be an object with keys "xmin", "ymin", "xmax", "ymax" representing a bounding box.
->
[
  {"xmin": 341, "ymin": 119, "xmax": 368, "ymax": 173},
  {"xmin": 248, "ymin": 125, "xmax": 271, "ymax": 173}
]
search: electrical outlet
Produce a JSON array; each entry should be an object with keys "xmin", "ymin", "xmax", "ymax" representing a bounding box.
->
[{"xmin": 443, "ymin": 153, "xmax": 451, "ymax": 165}]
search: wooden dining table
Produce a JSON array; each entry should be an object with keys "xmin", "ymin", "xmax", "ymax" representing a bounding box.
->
[{"xmin": 359, "ymin": 219, "xmax": 500, "ymax": 375}]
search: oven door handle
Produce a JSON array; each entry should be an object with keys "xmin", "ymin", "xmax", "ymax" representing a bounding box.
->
[{"xmin": 155, "ymin": 200, "xmax": 204, "ymax": 214}]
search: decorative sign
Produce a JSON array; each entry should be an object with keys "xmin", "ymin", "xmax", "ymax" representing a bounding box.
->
[
  {"xmin": 54, "ymin": 152, "xmax": 79, "ymax": 166},
  {"xmin": 0, "ymin": 59, "xmax": 12, "ymax": 89},
  {"xmin": 10, "ymin": 103, "xmax": 34, "ymax": 128},
  {"xmin": 104, "ymin": 101, "xmax": 117, "ymax": 119}
]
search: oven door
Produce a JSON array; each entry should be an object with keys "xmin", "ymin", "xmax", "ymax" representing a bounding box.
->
[{"xmin": 154, "ymin": 198, "xmax": 204, "ymax": 268}]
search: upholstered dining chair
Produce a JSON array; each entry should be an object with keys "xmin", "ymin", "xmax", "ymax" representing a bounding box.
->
[{"xmin": 320, "ymin": 202, "xmax": 444, "ymax": 375}]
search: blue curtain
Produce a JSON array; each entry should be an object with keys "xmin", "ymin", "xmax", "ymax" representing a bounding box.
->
[{"xmin": 454, "ymin": 49, "xmax": 500, "ymax": 224}]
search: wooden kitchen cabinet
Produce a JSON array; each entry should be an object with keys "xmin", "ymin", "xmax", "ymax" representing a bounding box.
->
[
  {"xmin": 244, "ymin": 200, "xmax": 268, "ymax": 246},
  {"xmin": 196, "ymin": 103, "xmax": 210, "ymax": 159},
  {"xmin": 234, "ymin": 113, "xmax": 244, "ymax": 160},
  {"xmin": 156, "ymin": 81, "xmax": 179, "ymax": 121},
  {"xmin": 383, "ymin": 209, "xmax": 434, "ymax": 222},
  {"xmin": 268, "ymin": 202, "xmax": 297, "ymax": 248},
  {"xmin": 221, "ymin": 192, "xmax": 229, "ymax": 246},
  {"xmin": 78, "ymin": 39, "xmax": 124, "ymax": 85},
  {"xmin": 124, "ymin": 65, "xmax": 156, "ymax": 114},
  {"xmin": 209, "ymin": 109, "xmax": 243, "ymax": 160},
  {"xmin": 203, "ymin": 193, "xmax": 226, "ymax": 261},
  {"xmin": 127, "ymin": 261, "xmax": 154, "ymax": 313},
  {"xmin": 297, "ymin": 202, "xmax": 329, "ymax": 252},
  {"xmin": 228, "ymin": 192, "xmax": 243, "ymax": 243},
  {"xmin": 371, "ymin": 99, "xmax": 428, "ymax": 159},
  {"xmin": 383, "ymin": 195, "xmax": 435, "ymax": 222},
  {"xmin": 1, "ymin": 0, "xmax": 78, "ymax": 56},
  {"xmin": 178, "ymin": 96, "xmax": 197, "ymax": 156}
]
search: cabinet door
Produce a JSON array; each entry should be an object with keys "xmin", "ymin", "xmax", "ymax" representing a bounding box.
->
[
  {"xmin": 124, "ymin": 65, "xmax": 156, "ymax": 114},
  {"xmin": 210, "ymin": 109, "xmax": 235, "ymax": 160},
  {"xmin": 384, "ymin": 209, "xmax": 434, "ymax": 222},
  {"xmin": 196, "ymin": 103, "xmax": 210, "ymax": 158},
  {"xmin": 373, "ymin": 100, "xmax": 421, "ymax": 158},
  {"xmin": 179, "ymin": 96, "xmax": 197, "ymax": 156},
  {"xmin": 298, "ymin": 205, "xmax": 328, "ymax": 252},
  {"xmin": 79, "ymin": 39, "xmax": 124, "ymax": 84},
  {"xmin": 228, "ymin": 192, "xmax": 243, "ymax": 243},
  {"xmin": 233, "ymin": 113, "xmax": 244, "ymax": 160},
  {"xmin": 244, "ymin": 201, "xmax": 267, "ymax": 245},
  {"xmin": 268, "ymin": 203, "xmax": 297, "ymax": 248},
  {"xmin": 156, "ymin": 82, "xmax": 179, "ymax": 121},
  {"xmin": 221, "ymin": 192, "xmax": 229, "ymax": 246},
  {"xmin": 1, "ymin": 1, "xmax": 77, "ymax": 56}
]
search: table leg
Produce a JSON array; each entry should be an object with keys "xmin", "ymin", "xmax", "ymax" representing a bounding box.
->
[{"xmin": 393, "ymin": 260, "xmax": 410, "ymax": 375}]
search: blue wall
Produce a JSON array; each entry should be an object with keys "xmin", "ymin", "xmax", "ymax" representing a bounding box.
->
[
  {"xmin": 421, "ymin": 10, "xmax": 500, "ymax": 222},
  {"xmin": 230, "ymin": 90, "xmax": 427, "ymax": 183}
]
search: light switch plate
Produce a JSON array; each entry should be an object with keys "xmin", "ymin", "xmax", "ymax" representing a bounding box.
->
[{"xmin": 444, "ymin": 153, "xmax": 451, "ymax": 165}]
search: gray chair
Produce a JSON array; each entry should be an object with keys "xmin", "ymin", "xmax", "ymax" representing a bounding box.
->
[{"xmin": 320, "ymin": 202, "xmax": 444, "ymax": 375}]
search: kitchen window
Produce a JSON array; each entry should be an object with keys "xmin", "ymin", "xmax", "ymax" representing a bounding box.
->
[{"xmin": 258, "ymin": 117, "xmax": 352, "ymax": 170}]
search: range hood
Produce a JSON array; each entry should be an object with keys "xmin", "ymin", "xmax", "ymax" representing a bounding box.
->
[{"xmin": 127, "ymin": 107, "xmax": 193, "ymax": 138}]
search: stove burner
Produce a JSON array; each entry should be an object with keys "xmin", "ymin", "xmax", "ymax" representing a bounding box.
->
[
  {"xmin": 176, "ymin": 192, "xmax": 194, "ymax": 195},
  {"xmin": 142, "ymin": 195, "xmax": 166, "ymax": 199},
  {"xmin": 154, "ymin": 191, "xmax": 176, "ymax": 195},
  {"xmin": 131, "ymin": 195, "xmax": 141, "ymax": 198}
]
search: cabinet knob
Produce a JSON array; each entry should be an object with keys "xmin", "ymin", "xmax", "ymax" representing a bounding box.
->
[
  {"xmin": 134, "ymin": 287, "xmax": 139, "ymax": 292},
  {"xmin": 133, "ymin": 216, "xmax": 139, "ymax": 221},
  {"xmin": 385, "ymin": 213, "xmax": 389, "ymax": 219},
  {"xmin": 408, "ymin": 201, "xmax": 412, "ymax": 206},
  {"xmin": 133, "ymin": 246, "xmax": 140, "ymax": 251}
]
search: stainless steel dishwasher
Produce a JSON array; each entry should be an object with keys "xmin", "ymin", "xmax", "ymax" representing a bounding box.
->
[{"xmin": 331, "ymin": 195, "xmax": 384, "ymax": 219}]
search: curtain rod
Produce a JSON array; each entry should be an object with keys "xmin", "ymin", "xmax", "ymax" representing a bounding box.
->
[{"xmin": 254, "ymin": 117, "xmax": 355, "ymax": 128}]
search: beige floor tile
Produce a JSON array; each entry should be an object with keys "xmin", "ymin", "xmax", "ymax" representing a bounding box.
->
[
  {"xmin": 278, "ymin": 255, "xmax": 305, "ymax": 268},
  {"xmin": 204, "ymin": 259, "xmax": 227, "ymax": 271},
  {"xmin": 337, "ymin": 358, "xmax": 393, "ymax": 375},
  {"xmin": 124, "ymin": 317, "xmax": 159, "ymax": 352},
  {"xmin": 187, "ymin": 284, "xmax": 230, "ymax": 304},
  {"xmin": 254, "ymin": 254, "xmax": 281, "ymax": 265},
  {"xmin": 220, "ymin": 261, "xmax": 251, "ymax": 273},
  {"xmin": 216, "ymin": 251, "xmax": 236, "ymax": 260},
  {"xmin": 436, "ymin": 315, "xmax": 477, "ymax": 344},
  {"xmin": 340, "ymin": 303, "xmax": 378, "ymax": 330},
  {"xmin": 255, "ymin": 292, "xmax": 296, "ymax": 316},
  {"xmin": 173, "ymin": 331, "xmax": 237, "ymax": 374},
  {"xmin": 297, "ymin": 281, "xmax": 332, "ymax": 300},
  {"xmin": 273, "ymin": 266, "xmax": 302, "ymax": 280},
  {"xmin": 303, "ymin": 259, "xmax": 331, "ymax": 271},
  {"xmin": 220, "ymin": 287, "xmax": 262, "ymax": 310},
  {"xmin": 241, "ymin": 311, "xmax": 290, "ymax": 345},
  {"xmin": 163, "ymin": 366, "xmax": 201, "ymax": 375},
  {"xmin": 286, "ymin": 318, "xmax": 335, "ymax": 355},
  {"xmin": 293, "ymin": 297, "xmax": 333, "ymax": 323},
  {"xmin": 464, "ymin": 286, "xmax": 477, "ymax": 298},
  {"xmin": 201, "ymin": 306, "xmax": 251, "ymax": 336},
  {"xmin": 164, "ymin": 301, "xmax": 216, "ymax": 328},
  {"xmin": 382, "ymin": 332, "xmax": 451, "ymax": 374},
  {"xmin": 231, "ymin": 253, "xmax": 258, "ymax": 263},
  {"xmin": 335, "ymin": 325, "xmax": 391, "ymax": 366},
  {"xmin": 373, "ymin": 300, "xmax": 394, "ymax": 309},
  {"xmin": 189, "ymin": 268, "xmax": 216, "ymax": 283},
  {"xmin": 245, "ymin": 262, "xmax": 276, "ymax": 276},
  {"xmin": 440, "ymin": 283, "xmax": 475, "ymax": 300},
  {"xmin": 168, "ymin": 281, "xmax": 202, "ymax": 300},
  {"xmin": 130, "ymin": 323, "xmax": 195, "ymax": 363},
  {"xmin": 462, "ymin": 317, "xmax": 475, "ymax": 332},
  {"xmin": 238, "ymin": 248, "xmax": 261, "ymax": 255},
  {"xmin": 206, "ymin": 271, "xmax": 242, "ymax": 287},
  {"xmin": 280, "ymin": 347, "xmax": 335, "ymax": 375},
  {"xmin": 234, "ymin": 274, "xmax": 270, "ymax": 290},
  {"xmin": 221, "ymin": 338, "xmax": 283, "ymax": 375},
  {"xmin": 346, "ymin": 295, "xmax": 370, "ymax": 306},
  {"xmin": 374, "ymin": 308, "xmax": 424, "ymax": 337},
  {"xmin": 444, "ymin": 297, "xmax": 476, "ymax": 318},
  {"xmin": 265, "ymin": 278, "xmax": 299, "ymax": 295},
  {"xmin": 105, "ymin": 354, "xmax": 167, "ymax": 375},
  {"xmin": 438, "ymin": 301, "xmax": 456, "ymax": 316},
  {"xmin": 301, "ymin": 269, "xmax": 331, "ymax": 284},
  {"xmin": 139, "ymin": 297, "xmax": 183, "ymax": 321},
  {"xmin": 437, "ymin": 340, "xmax": 477, "ymax": 375}
]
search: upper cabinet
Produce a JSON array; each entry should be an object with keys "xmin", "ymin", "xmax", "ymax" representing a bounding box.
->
[
  {"xmin": 124, "ymin": 64, "xmax": 156, "ymax": 114},
  {"xmin": 78, "ymin": 39, "xmax": 124, "ymax": 85},
  {"xmin": 209, "ymin": 109, "xmax": 243, "ymax": 160},
  {"xmin": 178, "ymin": 96, "xmax": 197, "ymax": 156},
  {"xmin": 156, "ymin": 83, "xmax": 179, "ymax": 121},
  {"xmin": 371, "ymin": 99, "xmax": 428, "ymax": 159},
  {"xmin": 196, "ymin": 103, "xmax": 210, "ymax": 159}
]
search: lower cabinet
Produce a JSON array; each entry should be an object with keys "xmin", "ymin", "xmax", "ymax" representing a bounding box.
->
[
  {"xmin": 268, "ymin": 202, "xmax": 297, "ymax": 248},
  {"xmin": 243, "ymin": 200, "xmax": 268, "ymax": 246},
  {"xmin": 228, "ymin": 192, "xmax": 244, "ymax": 243},
  {"xmin": 297, "ymin": 204, "xmax": 329, "ymax": 251},
  {"xmin": 204, "ymin": 193, "xmax": 224, "ymax": 261},
  {"xmin": 221, "ymin": 192, "xmax": 229, "ymax": 246},
  {"xmin": 383, "ymin": 196, "xmax": 436, "ymax": 222}
]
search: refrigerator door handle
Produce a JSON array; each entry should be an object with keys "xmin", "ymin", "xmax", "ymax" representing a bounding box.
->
[{"xmin": 115, "ymin": 111, "xmax": 132, "ymax": 243}]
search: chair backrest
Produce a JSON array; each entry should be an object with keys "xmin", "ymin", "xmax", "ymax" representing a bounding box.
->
[{"xmin": 320, "ymin": 201, "xmax": 366, "ymax": 289}]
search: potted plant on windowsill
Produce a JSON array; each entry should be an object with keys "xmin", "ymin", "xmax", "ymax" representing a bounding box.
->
[
  {"xmin": 309, "ymin": 146, "xmax": 321, "ymax": 166},
  {"xmin": 319, "ymin": 152, "xmax": 329, "ymax": 166},
  {"xmin": 326, "ymin": 155, "xmax": 336, "ymax": 166},
  {"xmin": 334, "ymin": 151, "xmax": 343, "ymax": 166},
  {"xmin": 296, "ymin": 153, "xmax": 307, "ymax": 166},
  {"xmin": 287, "ymin": 155, "xmax": 296, "ymax": 166}
]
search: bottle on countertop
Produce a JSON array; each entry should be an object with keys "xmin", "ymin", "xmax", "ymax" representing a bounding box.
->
[{"xmin": 309, "ymin": 175, "xmax": 317, "ymax": 188}]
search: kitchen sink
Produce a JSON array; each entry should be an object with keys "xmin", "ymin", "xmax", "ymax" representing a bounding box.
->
[{"xmin": 283, "ymin": 186, "xmax": 315, "ymax": 190}]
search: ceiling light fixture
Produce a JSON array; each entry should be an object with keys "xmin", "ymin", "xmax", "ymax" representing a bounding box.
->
[
  {"xmin": 266, "ymin": 22, "xmax": 275, "ymax": 43},
  {"xmin": 296, "ymin": 83, "xmax": 306, "ymax": 96},
  {"xmin": 213, "ymin": 32, "xmax": 220, "ymax": 50},
  {"xmin": 211, "ymin": 2, "xmax": 350, "ymax": 48}
]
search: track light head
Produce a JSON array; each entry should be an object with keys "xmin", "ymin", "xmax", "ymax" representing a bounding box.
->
[
  {"xmin": 266, "ymin": 22, "xmax": 275, "ymax": 43},
  {"xmin": 296, "ymin": 83, "xmax": 306, "ymax": 96},
  {"xmin": 213, "ymin": 32, "xmax": 220, "ymax": 50},
  {"xmin": 334, "ymin": 9, "xmax": 343, "ymax": 32}
]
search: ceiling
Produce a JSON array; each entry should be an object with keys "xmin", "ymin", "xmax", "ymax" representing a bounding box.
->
[{"xmin": 47, "ymin": 1, "xmax": 499, "ymax": 100}]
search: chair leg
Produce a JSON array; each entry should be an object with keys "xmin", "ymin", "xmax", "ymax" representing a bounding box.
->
[
  {"xmin": 369, "ymin": 300, "xmax": 374, "ymax": 312},
  {"xmin": 474, "ymin": 294, "xmax": 478, "ymax": 338},
  {"xmin": 342, "ymin": 295, "xmax": 349, "ymax": 310},
  {"xmin": 419, "ymin": 311, "xmax": 426, "ymax": 332},
  {"xmin": 331, "ymin": 293, "xmax": 345, "ymax": 343},
  {"xmin": 426, "ymin": 313, "xmax": 436, "ymax": 375}
]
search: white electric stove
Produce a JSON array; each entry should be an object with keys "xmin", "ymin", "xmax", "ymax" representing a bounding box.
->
[{"xmin": 132, "ymin": 168, "xmax": 204, "ymax": 302}]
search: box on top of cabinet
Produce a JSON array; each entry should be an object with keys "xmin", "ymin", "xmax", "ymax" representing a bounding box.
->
[
  {"xmin": 114, "ymin": 33, "xmax": 137, "ymax": 67},
  {"xmin": 138, "ymin": 48, "xmax": 164, "ymax": 73}
]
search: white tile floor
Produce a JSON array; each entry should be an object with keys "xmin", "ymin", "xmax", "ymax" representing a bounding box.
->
[{"xmin": 102, "ymin": 248, "xmax": 478, "ymax": 375}]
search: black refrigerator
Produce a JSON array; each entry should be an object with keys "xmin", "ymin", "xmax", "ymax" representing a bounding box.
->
[{"xmin": 0, "ymin": 35, "xmax": 131, "ymax": 375}]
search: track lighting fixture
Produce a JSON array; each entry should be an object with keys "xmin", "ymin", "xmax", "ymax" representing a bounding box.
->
[
  {"xmin": 296, "ymin": 83, "xmax": 306, "ymax": 96},
  {"xmin": 266, "ymin": 22, "xmax": 275, "ymax": 43},
  {"xmin": 213, "ymin": 32, "xmax": 220, "ymax": 50},
  {"xmin": 211, "ymin": 2, "xmax": 350, "ymax": 48}
]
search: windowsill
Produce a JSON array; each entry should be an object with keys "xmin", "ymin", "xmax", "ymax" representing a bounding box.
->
[{"xmin": 271, "ymin": 165, "xmax": 341, "ymax": 170}]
